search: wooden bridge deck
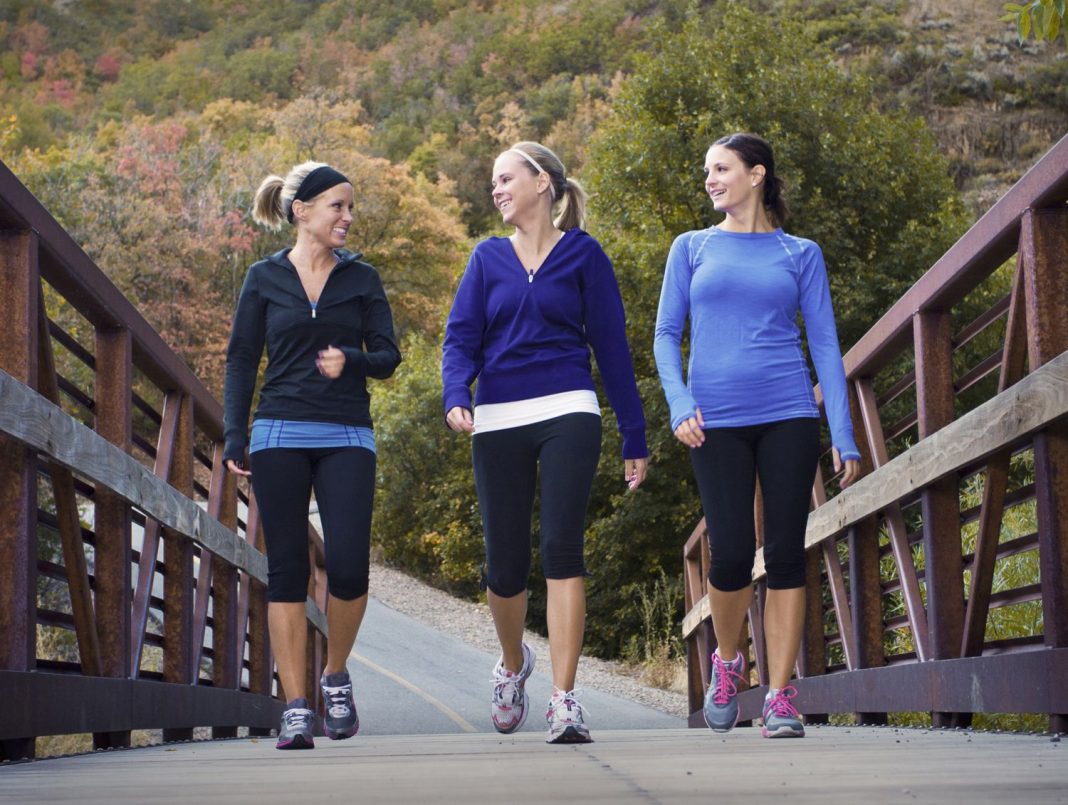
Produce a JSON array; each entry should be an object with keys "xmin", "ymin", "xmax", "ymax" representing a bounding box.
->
[{"xmin": 1, "ymin": 727, "xmax": 1064, "ymax": 804}]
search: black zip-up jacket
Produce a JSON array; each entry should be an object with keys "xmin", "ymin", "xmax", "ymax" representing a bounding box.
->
[{"xmin": 223, "ymin": 248, "xmax": 401, "ymax": 462}]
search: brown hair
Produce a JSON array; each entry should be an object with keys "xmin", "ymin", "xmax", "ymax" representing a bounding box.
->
[{"xmin": 713, "ymin": 133, "xmax": 789, "ymax": 226}]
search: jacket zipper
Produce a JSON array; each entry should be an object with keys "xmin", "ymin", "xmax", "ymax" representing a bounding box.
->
[{"xmin": 528, "ymin": 269, "xmax": 534, "ymax": 284}]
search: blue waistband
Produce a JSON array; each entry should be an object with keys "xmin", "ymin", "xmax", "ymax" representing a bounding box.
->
[{"xmin": 250, "ymin": 419, "xmax": 376, "ymax": 454}]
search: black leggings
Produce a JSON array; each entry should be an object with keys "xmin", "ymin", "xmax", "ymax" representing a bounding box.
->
[
  {"xmin": 689, "ymin": 417, "xmax": 820, "ymax": 591},
  {"xmin": 472, "ymin": 413, "xmax": 602, "ymax": 598},
  {"xmin": 250, "ymin": 446, "xmax": 376, "ymax": 603}
]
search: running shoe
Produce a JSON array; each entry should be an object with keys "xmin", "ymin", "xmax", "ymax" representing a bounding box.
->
[
  {"xmin": 320, "ymin": 670, "xmax": 359, "ymax": 740},
  {"xmin": 276, "ymin": 697, "xmax": 315, "ymax": 750},
  {"xmin": 546, "ymin": 688, "xmax": 592, "ymax": 744},
  {"xmin": 703, "ymin": 649, "xmax": 747, "ymax": 732},
  {"xmin": 491, "ymin": 642, "xmax": 535, "ymax": 734},
  {"xmin": 762, "ymin": 686, "xmax": 805, "ymax": 738}
]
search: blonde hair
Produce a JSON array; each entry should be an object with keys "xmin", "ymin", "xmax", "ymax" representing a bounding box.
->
[
  {"xmin": 507, "ymin": 141, "xmax": 588, "ymax": 231},
  {"xmin": 252, "ymin": 160, "xmax": 328, "ymax": 230}
]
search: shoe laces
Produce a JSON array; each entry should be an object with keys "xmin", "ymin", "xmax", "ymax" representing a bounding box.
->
[
  {"xmin": 764, "ymin": 686, "xmax": 800, "ymax": 719},
  {"xmin": 283, "ymin": 707, "xmax": 312, "ymax": 730},
  {"xmin": 322, "ymin": 683, "xmax": 353, "ymax": 719},
  {"xmin": 546, "ymin": 689, "xmax": 589, "ymax": 724},
  {"xmin": 710, "ymin": 652, "xmax": 743, "ymax": 706},
  {"xmin": 492, "ymin": 663, "xmax": 522, "ymax": 706}
]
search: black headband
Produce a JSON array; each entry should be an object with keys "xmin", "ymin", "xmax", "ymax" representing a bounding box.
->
[{"xmin": 287, "ymin": 166, "xmax": 350, "ymax": 223}]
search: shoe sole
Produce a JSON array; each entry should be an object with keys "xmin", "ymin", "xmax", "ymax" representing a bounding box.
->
[
  {"xmin": 276, "ymin": 734, "xmax": 314, "ymax": 750},
  {"xmin": 325, "ymin": 725, "xmax": 359, "ymax": 740},
  {"xmin": 547, "ymin": 725, "xmax": 592, "ymax": 744},
  {"xmin": 761, "ymin": 725, "xmax": 805, "ymax": 738}
]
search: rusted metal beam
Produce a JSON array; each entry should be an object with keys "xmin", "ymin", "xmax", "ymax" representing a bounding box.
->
[
  {"xmin": 163, "ymin": 393, "xmax": 195, "ymax": 742},
  {"xmin": 35, "ymin": 295, "xmax": 102, "ymax": 680},
  {"xmin": 0, "ymin": 229, "xmax": 39, "ymax": 762},
  {"xmin": 130, "ymin": 392, "xmax": 182, "ymax": 676},
  {"xmin": 0, "ymin": 161, "xmax": 225, "ymax": 441},
  {"xmin": 854, "ymin": 378, "xmax": 930, "ymax": 661},
  {"xmin": 914, "ymin": 310, "xmax": 966, "ymax": 727},
  {"xmin": 0, "ymin": 670, "xmax": 283, "ymax": 746},
  {"xmin": 841, "ymin": 132, "xmax": 1068, "ymax": 379},
  {"xmin": 719, "ymin": 647, "xmax": 1068, "ymax": 724},
  {"xmin": 1020, "ymin": 207, "xmax": 1068, "ymax": 735},
  {"xmin": 962, "ymin": 258, "xmax": 1030, "ymax": 658},
  {"xmin": 93, "ymin": 326, "xmax": 133, "ymax": 731}
]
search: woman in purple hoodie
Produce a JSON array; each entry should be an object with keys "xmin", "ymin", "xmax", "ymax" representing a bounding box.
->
[{"xmin": 442, "ymin": 141, "xmax": 647, "ymax": 744}]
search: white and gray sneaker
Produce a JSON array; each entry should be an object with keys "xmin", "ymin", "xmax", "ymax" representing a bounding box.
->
[
  {"xmin": 491, "ymin": 642, "xmax": 535, "ymax": 734},
  {"xmin": 320, "ymin": 670, "xmax": 359, "ymax": 740},
  {"xmin": 546, "ymin": 688, "xmax": 592, "ymax": 744}
]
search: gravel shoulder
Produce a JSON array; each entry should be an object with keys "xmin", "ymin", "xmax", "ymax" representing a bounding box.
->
[{"xmin": 368, "ymin": 562, "xmax": 689, "ymax": 719}]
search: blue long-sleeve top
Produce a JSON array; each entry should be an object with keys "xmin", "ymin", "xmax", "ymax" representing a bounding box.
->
[
  {"xmin": 442, "ymin": 229, "xmax": 648, "ymax": 459},
  {"xmin": 653, "ymin": 227, "xmax": 860, "ymax": 461}
]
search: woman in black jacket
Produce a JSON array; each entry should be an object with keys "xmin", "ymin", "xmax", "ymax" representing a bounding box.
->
[{"xmin": 223, "ymin": 161, "xmax": 401, "ymax": 750}]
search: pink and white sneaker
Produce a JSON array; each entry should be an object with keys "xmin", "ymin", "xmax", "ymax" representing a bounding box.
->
[{"xmin": 490, "ymin": 643, "xmax": 535, "ymax": 734}]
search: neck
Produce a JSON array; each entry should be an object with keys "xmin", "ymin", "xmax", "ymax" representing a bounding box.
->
[
  {"xmin": 511, "ymin": 214, "xmax": 562, "ymax": 251},
  {"xmin": 717, "ymin": 199, "xmax": 775, "ymax": 233},
  {"xmin": 290, "ymin": 235, "xmax": 337, "ymax": 272}
]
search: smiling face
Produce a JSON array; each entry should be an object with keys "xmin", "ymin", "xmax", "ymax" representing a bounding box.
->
[
  {"xmin": 704, "ymin": 144, "xmax": 764, "ymax": 215},
  {"xmin": 491, "ymin": 151, "xmax": 549, "ymax": 227},
  {"xmin": 294, "ymin": 182, "xmax": 354, "ymax": 248}
]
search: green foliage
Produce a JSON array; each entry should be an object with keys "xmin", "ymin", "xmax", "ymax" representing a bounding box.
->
[
  {"xmin": 586, "ymin": 2, "xmax": 967, "ymax": 352},
  {"xmin": 1003, "ymin": 0, "xmax": 1067, "ymax": 47},
  {"xmin": 371, "ymin": 331, "xmax": 484, "ymax": 596}
]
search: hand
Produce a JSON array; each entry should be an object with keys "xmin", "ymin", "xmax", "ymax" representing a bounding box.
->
[
  {"xmin": 446, "ymin": 406, "xmax": 475, "ymax": 433},
  {"xmin": 317, "ymin": 345, "xmax": 346, "ymax": 379},
  {"xmin": 832, "ymin": 447, "xmax": 860, "ymax": 489},
  {"xmin": 225, "ymin": 459, "xmax": 251, "ymax": 478},
  {"xmin": 672, "ymin": 407, "xmax": 705, "ymax": 448},
  {"xmin": 625, "ymin": 457, "xmax": 648, "ymax": 492}
]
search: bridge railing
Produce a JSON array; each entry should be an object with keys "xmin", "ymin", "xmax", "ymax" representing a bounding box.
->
[
  {"xmin": 682, "ymin": 134, "xmax": 1068, "ymax": 733},
  {"xmin": 0, "ymin": 159, "xmax": 329, "ymax": 761}
]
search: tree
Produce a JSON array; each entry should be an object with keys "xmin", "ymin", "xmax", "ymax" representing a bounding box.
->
[{"xmin": 1003, "ymin": 1, "xmax": 1067, "ymax": 46}]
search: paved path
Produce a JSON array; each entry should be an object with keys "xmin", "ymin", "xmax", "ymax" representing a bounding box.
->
[
  {"xmin": 2, "ymin": 727, "xmax": 1064, "ymax": 804},
  {"xmin": 353, "ymin": 598, "xmax": 682, "ymax": 735}
]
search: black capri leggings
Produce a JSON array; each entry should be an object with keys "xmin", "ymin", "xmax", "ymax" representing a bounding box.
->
[
  {"xmin": 249, "ymin": 446, "xmax": 376, "ymax": 603},
  {"xmin": 472, "ymin": 413, "xmax": 602, "ymax": 598},
  {"xmin": 689, "ymin": 417, "xmax": 820, "ymax": 591}
]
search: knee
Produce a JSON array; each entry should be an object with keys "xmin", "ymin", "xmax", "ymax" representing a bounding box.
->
[
  {"xmin": 328, "ymin": 574, "xmax": 369, "ymax": 600},
  {"xmin": 708, "ymin": 556, "xmax": 754, "ymax": 592},
  {"xmin": 485, "ymin": 562, "xmax": 528, "ymax": 598},
  {"xmin": 762, "ymin": 544, "xmax": 806, "ymax": 589}
]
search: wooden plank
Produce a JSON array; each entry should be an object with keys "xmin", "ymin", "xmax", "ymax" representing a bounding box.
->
[
  {"xmin": 682, "ymin": 349, "xmax": 1068, "ymax": 640},
  {"xmin": 0, "ymin": 369, "xmax": 268, "ymax": 582}
]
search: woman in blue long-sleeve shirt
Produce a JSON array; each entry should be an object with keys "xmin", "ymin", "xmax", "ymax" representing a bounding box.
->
[
  {"xmin": 442, "ymin": 141, "xmax": 648, "ymax": 743},
  {"xmin": 654, "ymin": 133, "xmax": 860, "ymax": 739}
]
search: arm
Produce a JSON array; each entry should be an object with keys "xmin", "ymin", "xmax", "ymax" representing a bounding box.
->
[
  {"xmin": 582, "ymin": 245, "xmax": 648, "ymax": 460},
  {"xmin": 338, "ymin": 266, "xmax": 402, "ymax": 380},
  {"xmin": 653, "ymin": 234, "xmax": 700, "ymax": 432},
  {"xmin": 441, "ymin": 250, "xmax": 486, "ymax": 417},
  {"xmin": 223, "ymin": 266, "xmax": 266, "ymax": 464},
  {"xmin": 797, "ymin": 242, "xmax": 861, "ymax": 463}
]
